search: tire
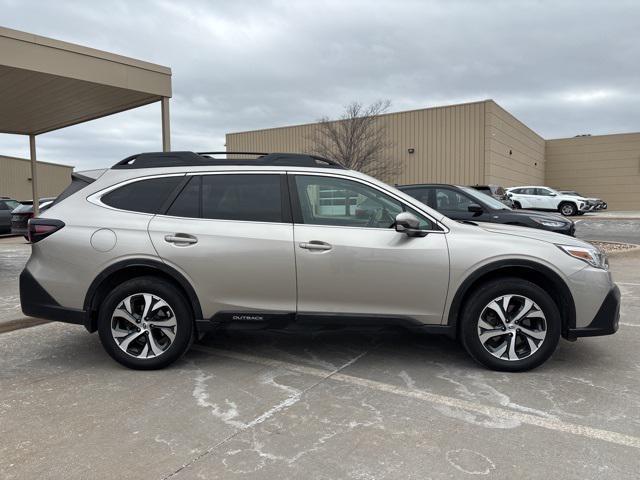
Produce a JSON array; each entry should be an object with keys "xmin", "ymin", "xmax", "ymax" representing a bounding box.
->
[
  {"xmin": 513, "ymin": 201, "xmax": 521, "ymax": 209},
  {"xmin": 559, "ymin": 202, "xmax": 577, "ymax": 216},
  {"xmin": 98, "ymin": 276, "xmax": 194, "ymax": 370},
  {"xmin": 459, "ymin": 277, "xmax": 561, "ymax": 372}
]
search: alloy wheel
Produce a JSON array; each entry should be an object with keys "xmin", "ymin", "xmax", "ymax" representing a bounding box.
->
[
  {"xmin": 561, "ymin": 204, "xmax": 574, "ymax": 216},
  {"xmin": 110, "ymin": 293, "xmax": 177, "ymax": 359},
  {"xmin": 477, "ymin": 294, "xmax": 547, "ymax": 361}
]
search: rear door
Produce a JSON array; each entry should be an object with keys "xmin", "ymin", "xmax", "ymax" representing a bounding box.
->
[
  {"xmin": 148, "ymin": 172, "xmax": 296, "ymax": 319},
  {"xmin": 290, "ymin": 173, "xmax": 449, "ymax": 325}
]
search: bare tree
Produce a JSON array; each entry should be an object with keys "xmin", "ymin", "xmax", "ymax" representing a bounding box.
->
[{"xmin": 309, "ymin": 100, "xmax": 399, "ymax": 181}]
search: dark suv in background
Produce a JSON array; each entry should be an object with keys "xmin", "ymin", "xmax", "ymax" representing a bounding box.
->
[
  {"xmin": 398, "ymin": 184, "xmax": 575, "ymax": 235},
  {"xmin": 0, "ymin": 197, "xmax": 22, "ymax": 233}
]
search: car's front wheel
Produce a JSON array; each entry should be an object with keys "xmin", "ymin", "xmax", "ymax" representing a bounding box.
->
[
  {"xmin": 559, "ymin": 202, "xmax": 577, "ymax": 216},
  {"xmin": 460, "ymin": 278, "xmax": 561, "ymax": 371},
  {"xmin": 98, "ymin": 276, "xmax": 193, "ymax": 370}
]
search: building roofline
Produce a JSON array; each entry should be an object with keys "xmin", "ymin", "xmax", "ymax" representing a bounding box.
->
[
  {"xmin": 0, "ymin": 154, "xmax": 74, "ymax": 169},
  {"xmin": 546, "ymin": 131, "xmax": 640, "ymax": 141},
  {"xmin": 226, "ymin": 99, "xmax": 494, "ymax": 136},
  {"xmin": 0, "ymin": 26, "xmax": 171, "ymax": 75}
]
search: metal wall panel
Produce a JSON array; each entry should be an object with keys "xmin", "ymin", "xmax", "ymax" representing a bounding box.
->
[
  {"xmin": 546, "ymin": 133, "xmax": 640, "ymax": 211},
  {"xmin": 226, "ymin": 101, "xmax": 487, "ymax": 186},
  {"xmin": 484, "ymin": 101, "xmax": 546, "ymax": 187},
  {"xmin": 0, "ymin": 156, "xmax": 72, "ymax": 201}
]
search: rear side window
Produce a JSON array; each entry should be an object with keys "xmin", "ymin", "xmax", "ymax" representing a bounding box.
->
[
  {"xmin": 102, "ymin": 176, "xmax": 183, "ymax": 214},
  {"xmin": 166, "ymin": 174, "xmax": 283, "ymax": 222},
  {"xmin": 402, "ymin": 187, "xmax": 432, "ymax": 208},
  {"xmin": 166, "ymin": 176, "xmax": 201, "ymax": 218},
  {"xmin": 202, "ymin": 174, "xmax": 282, "ymax": 222}
]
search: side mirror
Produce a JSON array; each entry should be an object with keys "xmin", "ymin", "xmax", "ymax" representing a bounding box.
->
[
  {"xmin": 395, "ymin": 212, "xmax": 428, "ymax": 237},
  {"xmin": 549, "ymin": 193, "xmax": 557, "ymax": 197},
  {"xmin": 467, "ymin": 203, "xmax": 483, "ymax": 214}
]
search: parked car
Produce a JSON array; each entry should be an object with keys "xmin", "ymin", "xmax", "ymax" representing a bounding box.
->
[
  {"xmin": 469, "ymin": 185, "xmax": 513, "ymax": 207},
  {"xmin": 0, "ymin": 197, "xmax": 22, "ymax": 233},
  {"xmin": 398, "ymin": 184, "xmax": 575, "ymax": 236},
  {"xmin": 11, "ymin": 197, "xmax": 56, "ymax": 237},
  {"xmin": 558, "ymin": 191, "xmax": 607, "ymax": 211},
  {"xmin": 20, "ymin": 151, "xmax": 619, "ymax": 372},
  {"xmin": 506, "ymin": 186, "xmax": 592, "ymax": 216}
]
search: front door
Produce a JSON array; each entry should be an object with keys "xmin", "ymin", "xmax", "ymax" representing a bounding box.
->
[
  {"xmin": 290, "ymin": 173, "xmax": 450, "ymax": 325},
  {"xmin": 148, "ymin": 172, "xmax": 296, "ymax": 318}
]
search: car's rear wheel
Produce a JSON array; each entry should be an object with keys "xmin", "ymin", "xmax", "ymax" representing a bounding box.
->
[
  {"xmin": 559, "ymin": 202, "xmax": 577, "ymax": 216},
  {"xmin": 460, "ymin": 278, "xmax": 560, "ymax": 371},
  {"xmin": 98, "ymin": 276, "xmax": 193, "ymax": 370}
]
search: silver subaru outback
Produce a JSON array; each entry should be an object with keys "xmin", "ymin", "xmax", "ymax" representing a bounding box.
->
[{"xmin": 20, "ymin": 152, "xmax": 620, "ymax": 371}]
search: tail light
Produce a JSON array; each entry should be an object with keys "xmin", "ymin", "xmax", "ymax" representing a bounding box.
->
[{"xmin": 27, "ymin": 218, "xmax": 65, "ymax": 243}]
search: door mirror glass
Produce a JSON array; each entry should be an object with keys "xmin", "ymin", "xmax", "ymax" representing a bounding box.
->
[
  {"xmin": 395, "ymin": 212, "xmax": 428, "ymax": 237},
  {"xmin": 467, "ymin": 203, "xmax": 483, "ymax": 214}
]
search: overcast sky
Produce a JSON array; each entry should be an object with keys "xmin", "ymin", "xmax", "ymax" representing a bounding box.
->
[{"xmin": 1, "ymin": 0, "xmax": 639, "ymax": 170}]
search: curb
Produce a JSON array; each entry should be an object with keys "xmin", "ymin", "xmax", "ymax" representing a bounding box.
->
[{"xmin": 590, "ymin": 240, "xmax": 640, "ymax": 257}]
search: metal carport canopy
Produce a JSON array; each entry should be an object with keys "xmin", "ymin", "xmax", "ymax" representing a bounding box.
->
[{"xmin": 0, "ymin": 26, "xmax": 172, "ymax": 215}]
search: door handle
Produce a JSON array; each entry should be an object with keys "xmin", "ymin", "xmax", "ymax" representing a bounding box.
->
[
  {"xmin": 299, "ymin": 241, "xmax": 332, "ymax": 251},
  {"xmin": 164, "ymin": 234, "xmax": 198, "ymax": 245}
]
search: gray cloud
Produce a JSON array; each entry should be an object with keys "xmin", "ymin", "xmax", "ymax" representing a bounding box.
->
[{"xmin": 1, "ymin": 0, "xmax": 639, "ymax": 169}]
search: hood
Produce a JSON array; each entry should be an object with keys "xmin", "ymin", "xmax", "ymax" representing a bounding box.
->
[
  {"xmin": 507, "ymin": 209, "xmax": 572, "ymax": 222},
  {"xmin": 475, "ymin": 222, "xmax": 591, "ymax": 247}
]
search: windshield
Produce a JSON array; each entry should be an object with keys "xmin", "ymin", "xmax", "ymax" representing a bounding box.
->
[
  {"xmin": 459, "ymin": 186, "xmax": 512, "ymax": 210},
  {"xmin": 5, "ymin": 200, "xmax": 20, "ymax": 210}
]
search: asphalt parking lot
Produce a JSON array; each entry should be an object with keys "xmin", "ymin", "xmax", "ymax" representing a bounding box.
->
[{"xmin": 1, "ymin": 234, "xmax": 640, "ymax": 479}]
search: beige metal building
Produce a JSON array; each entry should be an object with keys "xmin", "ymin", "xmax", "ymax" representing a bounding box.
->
[
  {"xmin": 0, "ymin": 155, "xmax": 72, "ymax": 201},
  {"xmin": 227, "ymin": 99, "xmax": 640, "ymax": 211}
]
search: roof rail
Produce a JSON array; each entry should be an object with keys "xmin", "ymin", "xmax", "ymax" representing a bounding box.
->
[
  {"xmin": 197, "ymin": 151, "xmax": 268, "ymax": 156},
  {"xmin": 111, "ymin": 151, "xmax": 345, "ymax": 170}
]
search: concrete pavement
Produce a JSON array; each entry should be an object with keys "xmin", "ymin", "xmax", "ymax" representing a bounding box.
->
[{"xmin": 1, "ymin": 249, "xmax": 639, "ymax": 478}]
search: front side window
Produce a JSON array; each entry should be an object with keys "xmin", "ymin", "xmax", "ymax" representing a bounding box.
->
[
  {"xmin": 101, "ymin": 176, "xmax": 183, "ymax": 214},
  {"xmin": 294, "ymin": 175, "xmax": 434, "ymax": 230},
  {"xmin": 434, "ymin": 188, "xmax": 474, "ymax": 212}
]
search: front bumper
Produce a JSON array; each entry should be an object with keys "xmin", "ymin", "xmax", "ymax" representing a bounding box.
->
[
  {"xmin": 567, "ymin": 285, "xmax": 620, "ymax": 339},
  {"xmin": 20, "ymin": 268, "xmax": 87, "ymax": 326}
]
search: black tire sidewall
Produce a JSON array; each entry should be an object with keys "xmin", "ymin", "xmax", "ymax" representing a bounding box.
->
[
  {"xmin": 98, "ymin": 276, "xmax": 193, "ymax": 370},
  {"xmin": 460, "ymin": 278, "xmax": 561, "ymax": 372}
]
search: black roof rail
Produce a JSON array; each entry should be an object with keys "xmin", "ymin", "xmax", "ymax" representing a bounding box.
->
[
  {"xmin": 197, "ymin": 151, "xmax": 268, "ymax": 156},
  {"xmin": 111, "ymin": 151, "xmax": 345, "ymax": 169}
]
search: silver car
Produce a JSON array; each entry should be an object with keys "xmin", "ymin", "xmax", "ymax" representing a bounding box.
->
[{"xmin": 20, "ymin": 152, "xmax": 620, "ymax": 371}]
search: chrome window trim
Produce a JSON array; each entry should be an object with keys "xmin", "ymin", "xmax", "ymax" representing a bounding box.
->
[
  {"xmin": 87, "ymin": 169, "xmax": 448, "ymax": 232},
  {"xmin": 87, "ymin": 173, "xmax": 187, "ymax": 214}
]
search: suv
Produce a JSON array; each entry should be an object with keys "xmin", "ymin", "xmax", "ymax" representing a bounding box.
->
[
  {"xmin": 469, "ymin": 185, "xmax": 513, "ymax": 207},
  {"xmin": 506, "ymin": 186, "xmax": 591, "ymax": 216},
  {"xmin": 20, "ymin": 152, "xmax": 620, "ymax": 372},
  {"xmin": 0, "ymin": 197, "xmax": 21, "ymax": 233},
  {"xmin": 398, "ymin": 184, "xmax": 575, "ymax": 235},
  {"xmin": 559, "ymin": 191, "xmax": 607, "ymax": 211}
]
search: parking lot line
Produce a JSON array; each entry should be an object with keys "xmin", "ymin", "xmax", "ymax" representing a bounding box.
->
[{"xmin": 192, "ymin": 344, "xmax": 640, "ymax": 450}]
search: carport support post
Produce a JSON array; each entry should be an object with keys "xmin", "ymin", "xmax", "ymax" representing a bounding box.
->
[
  {"xmin": 29, "ymin": 134, "xmax": 39, "ymax": 217},
  {"xmin": 161, "ymin": 97, "xmax": 171, "ymax": 152}
]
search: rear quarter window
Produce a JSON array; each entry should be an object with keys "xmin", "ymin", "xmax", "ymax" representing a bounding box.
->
[{"xmin": 101, "ymin": 176, "xmax": 183, "ymax": 214}]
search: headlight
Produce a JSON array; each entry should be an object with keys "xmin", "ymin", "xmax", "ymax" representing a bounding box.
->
[
  {"xmin": 557, "ymin": 244, "xmax": 608, "ymax": 270},
  {"xmin": 533, "ymin": 218, "xmax": 567, "ymax": 228}
]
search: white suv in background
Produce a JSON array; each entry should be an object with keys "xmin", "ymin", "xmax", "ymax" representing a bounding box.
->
[{"xmin": 506, "ymin": 186, "xmax": 591, "ymax": 216}]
